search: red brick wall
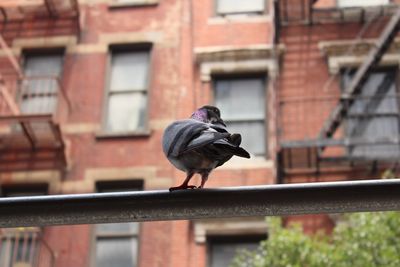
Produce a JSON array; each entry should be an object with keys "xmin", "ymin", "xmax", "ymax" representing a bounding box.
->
[{"xmin": 1, "ymin": 0, "xmax": 397, "ymax": 265}]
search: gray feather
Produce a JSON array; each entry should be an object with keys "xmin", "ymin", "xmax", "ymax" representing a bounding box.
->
[{"xmin": 162, "ymin": 119, "xmax": 223, "ymax": 157}]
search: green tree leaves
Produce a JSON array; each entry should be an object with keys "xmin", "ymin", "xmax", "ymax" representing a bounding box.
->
[{"xmin": 231, "ymin": 212, "xmax": 400, "ymax": 267}]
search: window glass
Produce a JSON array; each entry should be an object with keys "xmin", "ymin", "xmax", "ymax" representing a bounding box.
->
[
  {"xmin": 97, "ymin": 222, "xmax": 139, "ymax": 234},
  {"xmin": 95, "ymin": 181, "xmax": 142, "ymax": 267},
  {"xmin": 22, "ymin": 53, "xmax": 63, "ymax": 114},
  {"xmin": 0, "ymin": 186, "xmax": 45, "ymax": 267},
  {"xmin": 208, "ymin": 236, "xmax": 264, "ymax": 267},
  {"xmin": 215, "ymin": 77, "xmax": 267, "ymax": 156},
  {"xmin": 216, "ymin": 79, "xmax": 265, "ymax": 120},
  {"xmin": 110, "ymin": 52, "xmax": 149, "ymax": 92},
  {"xmin": 226, "ymin": 121, "xmax": 265, "ymax": 156},
  {"xmin": 342, "ymin": 69, "xmax": 400, "ymax": 158},
  {"xmin": 106, "ymin": 92, "xmax": 146, "ymax": 132},
  {"xmin": 217, "ymin": 0, "xmax": 265, "ymax": 15},
  {"xmin": 96, "ymin": 237, "xmax": 138, "ymax": 267},
  {"xmin": 105, "ymin": 50, "xmax": 150, "ymax": 133},
  {"xmin": 338, "ymin": 0, "xmax": 388, "ymax": 8}
]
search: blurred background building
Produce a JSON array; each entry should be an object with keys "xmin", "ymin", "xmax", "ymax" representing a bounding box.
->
[{"xmin": 0, "ymin": 0, "xmax": 399, "ymax": 266}]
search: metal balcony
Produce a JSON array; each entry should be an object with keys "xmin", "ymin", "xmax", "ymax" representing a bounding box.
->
[
  {"xmin": 277, "ymin": 94, "xmax": 400, "ymax": 176},
  {"xmin": 0, "ymin": 75, "xmax": 70, "ymax": 172},
  {"xmin": 0, "ymin": 0, "xmax": 80, "ymax": 42}
]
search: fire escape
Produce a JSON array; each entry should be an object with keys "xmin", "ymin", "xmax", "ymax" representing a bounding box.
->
[
  {"xmin": 276, "ymin": 0, "xmax": 400, "ymax": 177},
  {"xmin": 0, "ymin": 0, "xmax": 79, "ymax": 172}
]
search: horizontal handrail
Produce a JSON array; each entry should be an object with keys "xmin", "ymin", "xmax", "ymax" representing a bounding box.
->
[{"xmin": 0, "ymin": 179, "xmax": 399, "ymax": 227}]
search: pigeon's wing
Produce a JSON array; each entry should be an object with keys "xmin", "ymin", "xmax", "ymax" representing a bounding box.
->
[
  {"xmin": 182, "ymin": 129, "xmax": 230, "ymax": 154},
  {"xmin": 163, "ymin": 119, "xmax": 229, "ymax": 157}
]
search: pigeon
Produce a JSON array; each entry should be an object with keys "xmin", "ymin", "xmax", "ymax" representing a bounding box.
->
[{"xmin": 162, "ymin": 105, "xmax": 250, "ymax": 191}]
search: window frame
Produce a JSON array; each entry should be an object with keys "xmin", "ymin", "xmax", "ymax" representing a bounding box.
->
[
  {"xmin": 213, "ymin": 0, "xmax": 268, "ymax": 17},
  {"xmin": 91, "ymin": 180, "xmax": 143, "ymax": 267},
  {"xmin": 101, "ymin": 43, "xmax": 153, "ymax": 137},
  {"xmin": 212, "ymin": 73, "xmax": 268, "ymax": 158},
  {"xmin": 340, "ymin": 67, "xmax": 400, "ymax": 158}
]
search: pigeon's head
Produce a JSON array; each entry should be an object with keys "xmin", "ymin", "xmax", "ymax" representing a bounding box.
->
[{"xmin": 191, "ymin": 105, "xmax": 226, "ymax": 126}]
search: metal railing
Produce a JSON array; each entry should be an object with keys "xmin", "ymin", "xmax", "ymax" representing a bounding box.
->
[
  {"xmin": 0, "ymin": 179, "xmax": 399, "ymax": 228},
  {"xmin": 278, "ymin": 94, "xmax": 400, "ymax": 143},
  {"xmin": 0, "ymin": 228, "xmax": 55, "ymax": 267},
  {"xmin": 0, "ymin": 75, "xmax": 70, "ymax": 122}
]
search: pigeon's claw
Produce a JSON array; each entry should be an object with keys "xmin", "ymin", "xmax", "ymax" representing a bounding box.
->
[{"xmin": 169, "ymin": 185, "xmax": 197, "ymax": 192}]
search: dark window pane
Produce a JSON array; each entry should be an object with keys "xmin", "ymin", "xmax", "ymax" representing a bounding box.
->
[
  {"xmin": 96, "ymin": 237, "xmax": 138, "ymax": 267},
  {"xmin": 209, "ymin": 239, "xmax": 261, "ymax": 267},
  {"xmin": 1, "ymin": 184, "xmax": 48, "ymax": 197},
  {"xmin": 97, "ymin": 222, "xmax": 139, "ymax": 234}
]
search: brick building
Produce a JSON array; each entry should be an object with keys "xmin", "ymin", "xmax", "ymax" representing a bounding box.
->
[{"xmin": 0, "ymin": 0, "xmax": 399, "ymax": 266}]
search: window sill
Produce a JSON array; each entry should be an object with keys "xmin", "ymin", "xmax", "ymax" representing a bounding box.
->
[
  {"xmin": 95, "ymin": 129, "xmax": 152, "ymax": 139},
  {"xmin": 108, "ymin": 0, "xmax": 159, "ymax": 9},
  {"xmin": 208, "ymin": 15, "xmax": 270, "ymax": 25}
]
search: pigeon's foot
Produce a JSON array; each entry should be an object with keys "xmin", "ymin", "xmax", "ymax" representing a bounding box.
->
[{"xmin": 169, "ymin": 185, "xmax": 197, "ymax": 192}]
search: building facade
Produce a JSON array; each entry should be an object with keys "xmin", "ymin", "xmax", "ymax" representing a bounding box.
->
[{"xmin": 0, "ymin": 0, "xmax": 399, "ymax": 266}]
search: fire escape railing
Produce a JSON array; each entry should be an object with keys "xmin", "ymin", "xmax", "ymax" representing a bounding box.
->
[
  {"xmin": 0, "ymin": 5, "xmax": 71, "ymax": 171},
  {"xmin": 0, "ymin": 228, "xmax": 55, "ymax": 267}
]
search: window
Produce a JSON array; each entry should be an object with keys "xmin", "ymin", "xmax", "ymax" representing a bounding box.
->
[
  {"xmin": 1, "ymin": 183, "xmax": 48, "ymax": 197},
  {"xmin": 208, "ymin": 235, "xmax": 265, "ymax": 267},
  {"xmin": 341, "ymin": 68, "xmax": 400, "ymax": 158},
  {"xmin": 214, "ymin": 77, "xmax": 267, "ymax": 156},
  {"xmin": 104, "ymin": 48, "xmax": 150, "ymax": 134},
  {"xmin": 216, "ymin": 0, "xmax": 265, "ymax": 16},
  {"xmin": 21, "ymin": 52, "xmax": 64, "ymax": 114},
  {"xmin": 338, "ymin": 0, "xmax": 388, "ymax": 8},
  {"xmin": 0, "ymin": 184, "xmax": 48, "ymax": 267},
  {"xmin": 94, "ymin": 180, "xmax": 143, "ymax": 267}
]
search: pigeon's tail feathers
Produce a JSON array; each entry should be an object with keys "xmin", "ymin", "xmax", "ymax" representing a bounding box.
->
[
  {"xmin": 234, "ymin": 147, "xmax": 250, "ymax": 158},
  {"xmin": 229, "ymin": 133, "xmax": 242, "ymax": 146},
  {"xmin": 182, "ymin": 131, "xmax": 230, "ymax": 154},
  {"xmin": 214, "ymin": 143, "xmax": 250, "ymax": 158}
]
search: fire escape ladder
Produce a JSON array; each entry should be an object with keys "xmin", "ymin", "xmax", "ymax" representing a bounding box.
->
[{"xmin": 319, "ymin": 7, "xmax": 400, "ymax": 141}]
